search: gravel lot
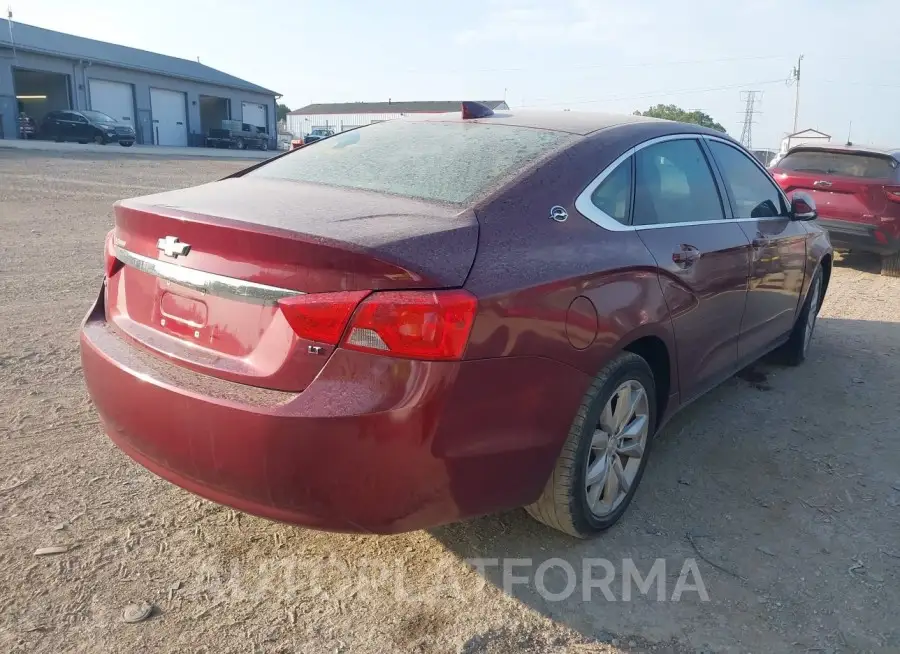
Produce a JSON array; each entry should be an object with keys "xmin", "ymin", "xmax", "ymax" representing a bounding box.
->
[{"xmin": 1, "ymin": 150, "xmax": 898, "ymax": 654}]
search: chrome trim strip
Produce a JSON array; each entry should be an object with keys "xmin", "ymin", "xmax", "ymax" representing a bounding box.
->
[
  {"xmin": 115, "ymin": 246, "xmax": 304, "ymax": 305},
  {"xmin": 574, "ymin": 132, "xmax": 789, "ymax": 231}
]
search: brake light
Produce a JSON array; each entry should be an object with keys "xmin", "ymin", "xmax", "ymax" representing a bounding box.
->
[
  {"xmin": 343, "ymin": 289, "xmax": 477, "ymax": 361},
  {"xmin": 278, "ymin": 291, "xmax": 369, "ymax": 345},
  {"xmin": 104, "ymin": 229, "xmax": 122, "ymax": 278},
  {"xmin": 884, "ymin": 186, "xmax": 900, "ymax": 203}
]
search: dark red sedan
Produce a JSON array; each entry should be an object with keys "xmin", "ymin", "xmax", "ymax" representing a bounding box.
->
[{"xmin": 80, "ymin": 104, "xmax": 831, "ymax": 537}]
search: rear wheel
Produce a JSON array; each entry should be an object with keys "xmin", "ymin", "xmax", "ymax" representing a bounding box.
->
[
  {"xmin": 120, "ymin": 141, "xmax": 134, "ymax": 147},
  {"xmin": 526, "ymin": 352, "xmax": 656, "ymax": 538},
  {"xmin": 94, "ymin": 134, "xmax": 106, "ymax": 145},
  {"xmin": 260, "ymin": 140, "xmax": 268, "ymax": 151},
  {"xmin": 881, "ymin": 252, "xmax": 900, "ymax": 277},
  {"xmin": 235, "ymin": 138, "xmax": 245, "ymax": 150}
]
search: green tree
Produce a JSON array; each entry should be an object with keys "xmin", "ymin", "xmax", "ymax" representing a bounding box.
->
[
  {"xmin": 277, "ymin": 103, "xmax": 292, "ymax": 122},
  {"xmin": 633, "ymin": 104, "xmax": 726, "ymax": 133}
]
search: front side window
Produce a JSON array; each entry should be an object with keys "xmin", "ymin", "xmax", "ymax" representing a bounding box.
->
[
  {"xmin": 633, "ymin": 139, "xmax": 724, "ymax": 226},
  {"xmin": 709, "ymin": 141, "xmax": 786, "ymax": 219},
  {"xmin": 82, "ymin": 110, "xmax": 116, "ymax": 124},
  {"xmin": 590, "ymin": 158, "xmax": 632, "ymax": 225}
]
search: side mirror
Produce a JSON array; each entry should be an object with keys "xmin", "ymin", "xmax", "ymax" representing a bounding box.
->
[{"xmin": 791, "ymin": 192, "xmax": 818, "ymax": 221}]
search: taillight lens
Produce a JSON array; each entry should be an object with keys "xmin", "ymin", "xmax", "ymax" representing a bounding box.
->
[
  {"xmin": 104, "ymin": 229, "xmax": 122, "ymax": 278},
  {"xmin": 884, "ymin": 186, "xmax": 900, "ymax": 203},
  {"xmin": 344, "ymin": 289, "xmax": 477, "ymax": 361},
  {"xmin": 278, "ymin": 291, "xmax": 369, "ymax": 345}
]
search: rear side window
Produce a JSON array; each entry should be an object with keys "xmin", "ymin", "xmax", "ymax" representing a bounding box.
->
[
  {"xmin": 590, "ymin": 158, "xmax": 632, "ymax": 224},
  {"xmin": 778, "ymin": 150, "xmax": 898, "ymax": 179},
  {"xmin": 249, "ymin": 120, "xmax": 575, "ymax": 204},
  {"xmin": 633, "ymin": 139, "xmax": 724, "ymax": 226},
  {"xmin": 708, "ymin": 141, "xmax": 787, "ymax": 219}
]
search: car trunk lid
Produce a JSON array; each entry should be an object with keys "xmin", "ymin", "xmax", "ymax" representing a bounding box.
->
[{"xmin": 105, "ymin": 177, "xmax": 478, "ymax": 391}]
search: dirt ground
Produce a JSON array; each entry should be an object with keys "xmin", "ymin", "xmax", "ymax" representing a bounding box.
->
[{"xmin": 1, "ymin": 150, "xmax": 898, "ymax": 654}]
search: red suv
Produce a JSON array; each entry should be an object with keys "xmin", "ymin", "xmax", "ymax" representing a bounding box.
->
[{"xmin": 771, "ymin": 145, "xmax": 900, "ymax": 276}]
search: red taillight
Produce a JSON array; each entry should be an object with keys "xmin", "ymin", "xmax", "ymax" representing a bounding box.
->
[
  {"xmin": 278, "ymin": 291, "xmax": 369, "ymax": 345},
  {"xmin": 884, "ymin": 186, "xmax": 900, "ymax": 203},
  {"xmin": 343, "ymin": 289, "xmax": 477, "ymax": 361},
  {"xmin": 104, "ymin": 229, "xmax": 122, "ymax": 278}
]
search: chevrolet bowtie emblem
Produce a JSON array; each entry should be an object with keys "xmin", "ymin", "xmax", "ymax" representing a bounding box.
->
[{"xmin": 157, "ymin": 235, "xmax": 191, "ymax": 258}]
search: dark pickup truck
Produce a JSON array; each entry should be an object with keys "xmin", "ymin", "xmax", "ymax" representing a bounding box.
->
[{"xmin": 206, "ymin": 120, "xmax": 269, "ymax": 151}]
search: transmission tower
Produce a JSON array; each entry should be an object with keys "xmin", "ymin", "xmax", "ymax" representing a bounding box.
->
[{"xmin": 739, "ymin": 90, "xmax": 761, "ymax": 150}]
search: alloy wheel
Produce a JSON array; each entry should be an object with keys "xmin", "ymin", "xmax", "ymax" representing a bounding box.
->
[{"xmin": 584, "ymin": 380, "xmax": 650, "ymax": 518}]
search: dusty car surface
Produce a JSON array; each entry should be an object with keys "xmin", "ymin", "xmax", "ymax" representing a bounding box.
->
[{"xmin": 80, "ymin": 103, "xmax": 832, "ymax": 537}]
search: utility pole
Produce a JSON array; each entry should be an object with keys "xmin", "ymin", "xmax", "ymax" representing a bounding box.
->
[
  {"xmin": 739, "ymin": 90, "xmax": 761, "ymax": 150},
  {"xmin": 790, "ymin": 54, "xmax": 803, "ymax": 134}
]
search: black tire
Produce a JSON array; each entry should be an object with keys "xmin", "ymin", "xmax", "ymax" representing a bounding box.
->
[
  {"xmin": 881, "ymin": 252, "xmax": 900, "ymax": 277},
  {"xmin": 235, "ymin": 138, "xmax": 245, "ymax": 150},
  {"xmin": 260, "ymin": 140, "xmax": 268, "ymax": 151},
  {"xmin": 94, "ymin": 134, "xmax": 106, "ymax": 145},
  {"xmin": 776, "ymin": 265, "xmax": 824, "ymax": 366},
  {"xmin": 525, "ymin": 352, "xmax": 657, "ymax": 538},
  {"xmin": 77, "ymin": 140, "xmax": 88, "ymax": 145},
  {"xmin": 120, "ymin": 141, "xmax": 134, "ymax": 147}
]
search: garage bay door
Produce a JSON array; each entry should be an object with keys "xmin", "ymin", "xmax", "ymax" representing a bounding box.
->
[
  {"xmin": 89, "ymin": 80, "xmax": 135, "ymax": 126},
  {"xmin": 241, "ymin": 102, "xmax": 267, "ymax": 130},
  {"xmin": 150, "ymin": 88, "xmax": 188, "ymax": 147}
]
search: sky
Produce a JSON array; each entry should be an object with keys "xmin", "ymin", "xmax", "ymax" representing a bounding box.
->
[{"xmin": 11, "ymin": 0, "xmax": 900, "ymax": 148}]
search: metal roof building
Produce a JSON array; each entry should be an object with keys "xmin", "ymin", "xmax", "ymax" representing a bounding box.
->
[
  {"xmin": 0, "ymin": 19, "xmax": 278, "ymax": 147},
  {"xmin": 285, "ymin": 100, "xmax": 509, "ymax": 137}
]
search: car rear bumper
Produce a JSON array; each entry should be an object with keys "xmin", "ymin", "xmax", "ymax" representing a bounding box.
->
[
  {"xmin": 818, "ymin": 218, "xmax": 900, "ymax": 255},
  {"xmin": 80, "ymin": 285, "xmax": 589, "ymax": 533}
]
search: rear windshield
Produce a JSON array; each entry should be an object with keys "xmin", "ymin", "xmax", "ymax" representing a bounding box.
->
[
  {"xmin": 249, "ymin": 120, "xmax": 575, "ymax": 204},
  {"xmin": 778, "ymin": 150, "xmax": 898, "ymax": 179}
]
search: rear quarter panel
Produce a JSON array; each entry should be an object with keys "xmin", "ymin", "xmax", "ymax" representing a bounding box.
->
[{"xmin": 464, "ymin": 125, "xmax": 682, "ymax": 402}]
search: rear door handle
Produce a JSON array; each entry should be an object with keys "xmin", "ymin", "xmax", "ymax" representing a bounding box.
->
[{"xmin": 672, "ymin": 244, "xmax": 701, "ymax": 268}]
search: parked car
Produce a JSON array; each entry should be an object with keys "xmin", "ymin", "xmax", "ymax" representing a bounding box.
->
[
  {"xmin": 770, "ymin": 145, "xmax": 900, "ymax": 276},
  {"xmin": 80, "ymin": 104, "xmax": 831, "ymax": 537},
  {"xmin": 40, "ymin": 109, "xmax": 135, "ymax": 146},
  {"xmin": 205, "ymin": 119, "xmax": 269, "ymax": 151},
  {"xmin": 302, "ymin": 127, "xmax": 334, "ymax": 145}
]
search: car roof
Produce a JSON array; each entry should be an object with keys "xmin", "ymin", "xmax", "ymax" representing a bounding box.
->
[
  {"xmin": 411, "ymin": 109, "xmax": 675, "ymax": 136},
  {"xmin": 787, "ymin": 143, "xmax": 900, "ymax": 161}
]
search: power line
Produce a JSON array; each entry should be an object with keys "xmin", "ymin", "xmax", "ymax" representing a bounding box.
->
[
  {"xmin": 521, "ymin": 78, "xmax": 786, "ymax": 109},
  {"xmin": 394, "ymin": 54, "xmax": 794, "ymax": 75},
  {"xmin": 739, "ymin": 90, "xmax": 761, "ymax": 149}
]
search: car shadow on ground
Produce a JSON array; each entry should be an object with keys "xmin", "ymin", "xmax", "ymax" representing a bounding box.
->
[
  {"xmin": 833, "ymin": 250, "xmax": 882, "ymax": 274},
  {"xmin": 428, "ymin": 317, "xmax": 900, "ymax": 653}
]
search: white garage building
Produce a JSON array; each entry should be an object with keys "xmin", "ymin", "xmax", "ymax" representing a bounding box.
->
[
  {"xmin": 0, "ymin": 18, "xmax": 277, "ymax": 147},
  {"xmin": 285, "ymin": 100, "xmax": 509, "ymax": 138}
]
